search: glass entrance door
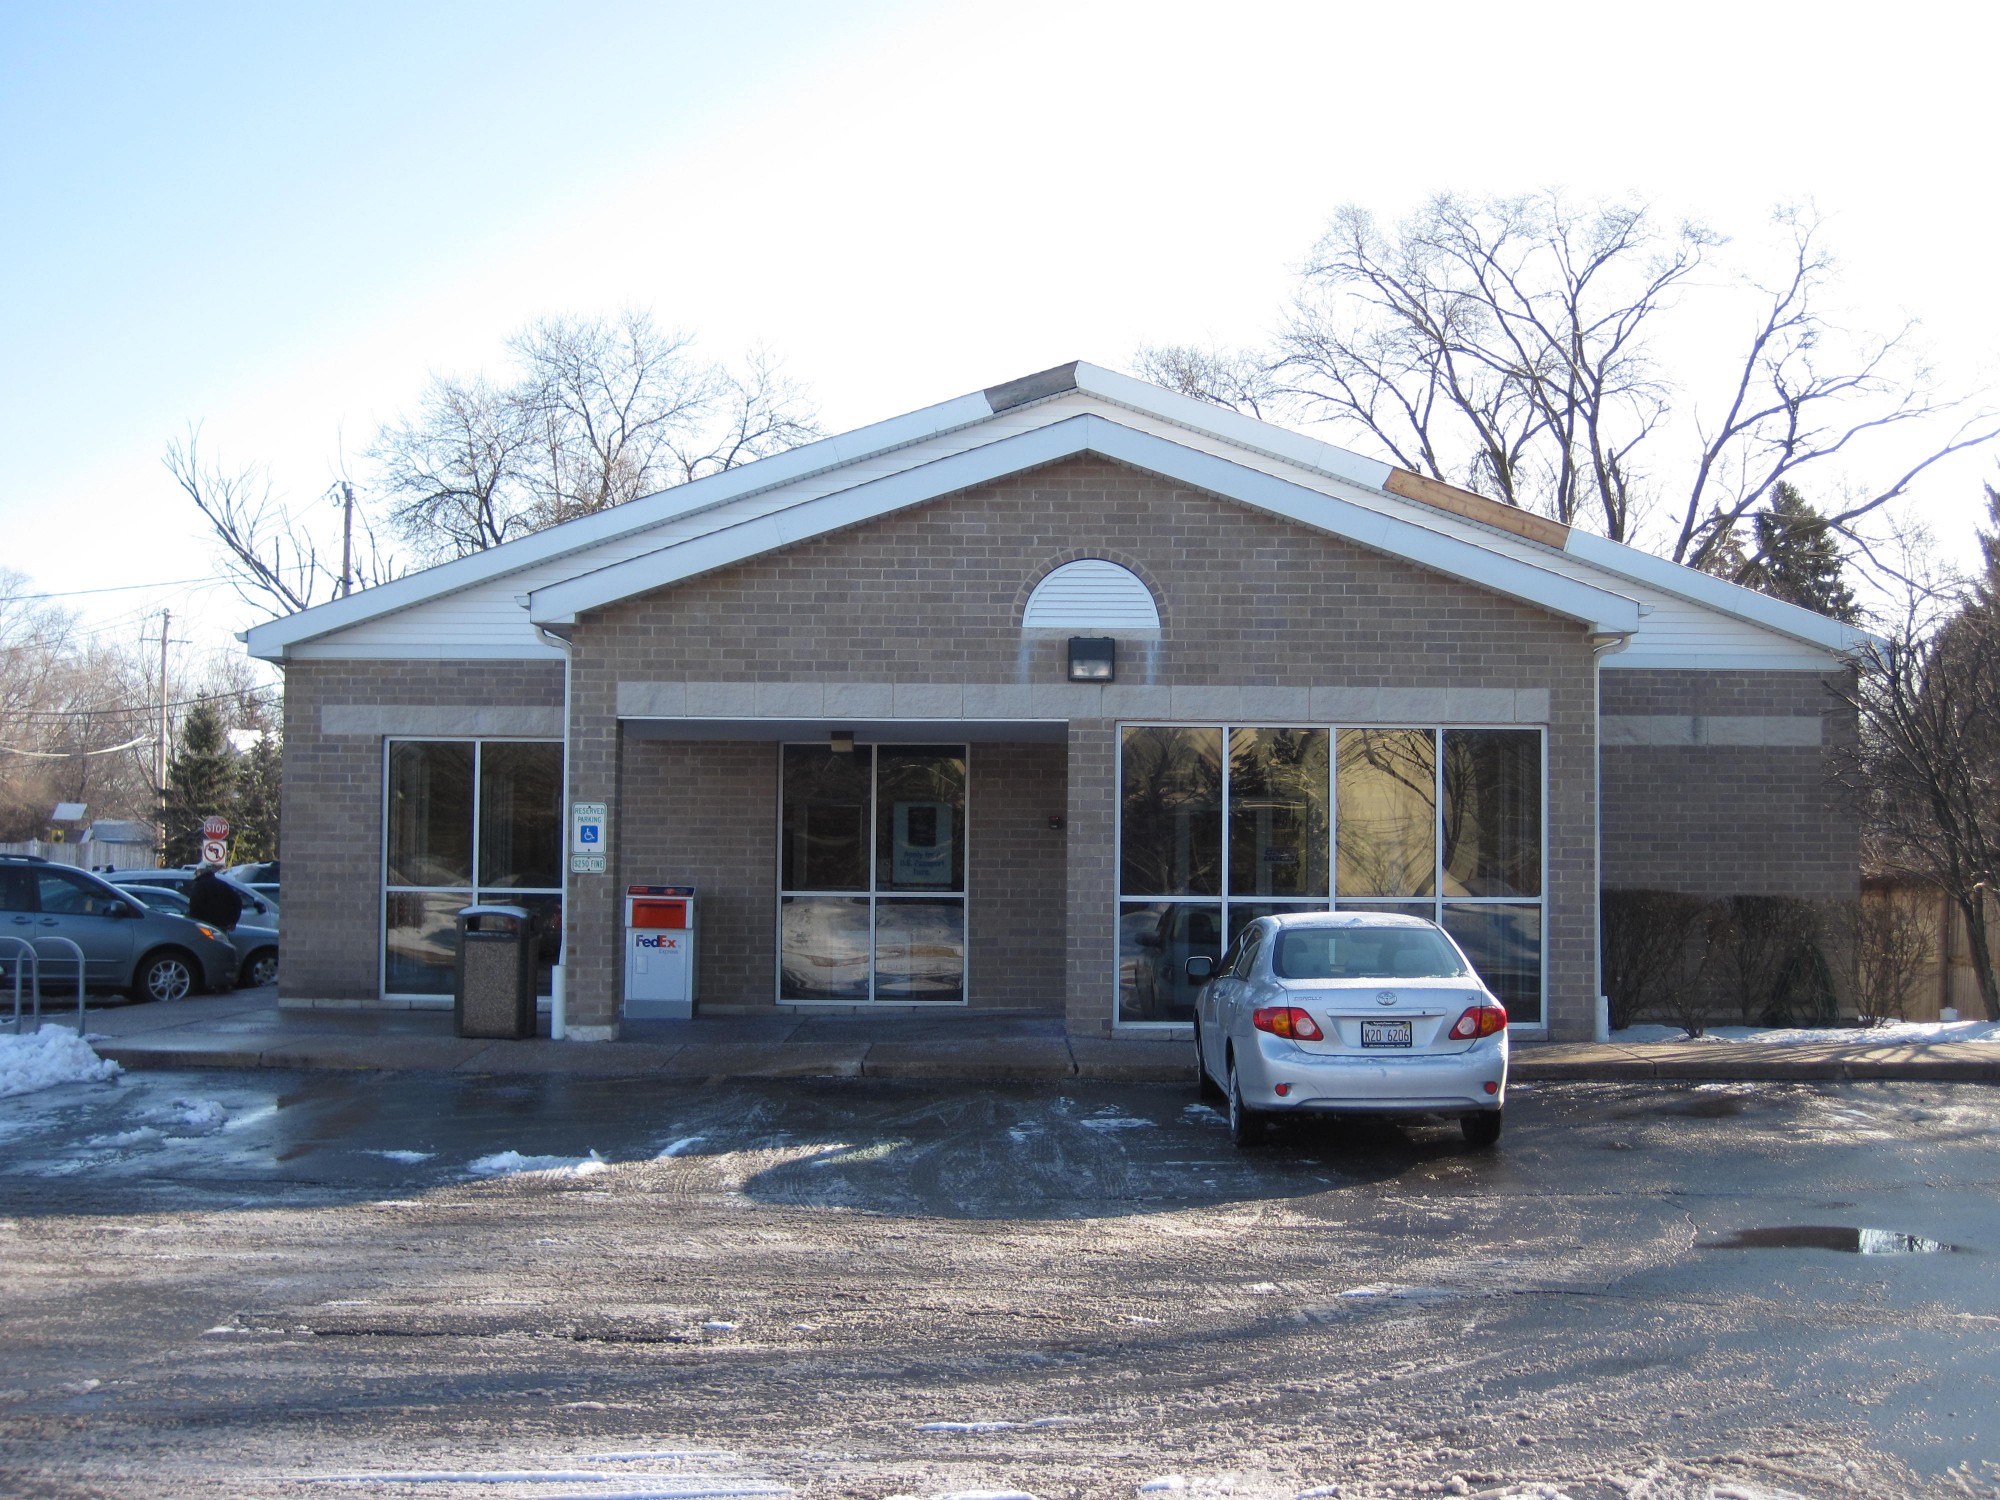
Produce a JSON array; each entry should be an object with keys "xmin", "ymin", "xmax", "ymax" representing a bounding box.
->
[{"xmin": 778, "ymin": 743, "xmax": 967, "ymax": 1003}]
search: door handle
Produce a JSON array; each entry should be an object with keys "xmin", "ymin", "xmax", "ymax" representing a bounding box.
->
[{"xmin": 39, "ymin": 918, "xmax": 59, "ymax": 927}]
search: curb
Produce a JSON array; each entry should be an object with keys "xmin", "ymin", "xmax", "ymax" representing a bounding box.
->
[{"xmin": 88, "ymin": 1038, "xmax": 2000, "ymax": 1087}]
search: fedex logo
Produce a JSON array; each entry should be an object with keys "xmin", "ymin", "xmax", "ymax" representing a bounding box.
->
[{"xmin": 635, "ymin": 935, "xmax": 680, "ymax": 951}]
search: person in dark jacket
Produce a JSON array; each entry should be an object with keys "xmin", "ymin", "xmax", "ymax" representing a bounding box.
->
[{"xmin": 187, "ymin": 865, "xmax": 244, "ymax": 932}]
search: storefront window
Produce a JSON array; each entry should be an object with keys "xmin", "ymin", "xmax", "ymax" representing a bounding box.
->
[
  {"xmin": 382, "ymin": 740, "xmax": 563, "ymax": 998},
  {"xmin": 1441, "ymin": 729, "xmax": 1541, "ymax": 897},
  {"xmin": 1228, "ymin": 728, "xmax": 1329, "ymax": 898},
  {"xmin": 478, "ymin": 743, "xmax": 564, "ymax": 890},
  {"xmin": 779, "ymin": 745, "xmax": 967, "ymax": 1003},
  {"xmin": 1118, "ymin": 901, "xmax": 1222, "ymax": 1024},
  {"xmin": 387, "ymin": 743, "xmax": 473, "ymax": 887},
  {"xmin": 1335, "ymin": 729, "xmax": 1436, "ymax": 897},
  {"xmin": 1120, "ymin": 726, "xmax": 1222, "ymax": 896},
  {"xmin": 781, "ymin": 746, "xmax": 870, "ymax": 891},
  {"xmin": 1118, "ymin": 723, "xmax": 1546, "ymax": 1028}
]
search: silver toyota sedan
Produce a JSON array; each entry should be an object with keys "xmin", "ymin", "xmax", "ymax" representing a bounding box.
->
[{"xmin": 1187, "ymin": 911, "xmax": 1508, "ymax": 1149}]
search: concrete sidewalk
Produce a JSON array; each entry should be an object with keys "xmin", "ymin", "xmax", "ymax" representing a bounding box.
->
[{"xmin": 35, "ymin": 989, "xmax": 2000, "ymax": 1085}]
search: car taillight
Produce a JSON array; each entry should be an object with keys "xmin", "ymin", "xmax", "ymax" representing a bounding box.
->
[
  {"xmin": 1252, "ymin": 1006, "xmax": 1324, "ymax": 1041},
  {"xmin": 1448, "ymin": 1003, "xmax": 1507, "ymax": 1040}
]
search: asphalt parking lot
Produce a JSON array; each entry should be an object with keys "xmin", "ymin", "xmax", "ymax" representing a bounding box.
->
[{"xmin": 0, "ymin": 1069, "xmax": 1995, "ymax": 1499}]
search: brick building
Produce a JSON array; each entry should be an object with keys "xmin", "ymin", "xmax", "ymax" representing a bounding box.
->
[{"xmin": 246, "ymin": 363, "xmax": 1870, "ymax": 1042}]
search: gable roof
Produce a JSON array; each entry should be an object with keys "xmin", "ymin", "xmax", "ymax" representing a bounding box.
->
[{"xmin": 245, "ymin": 361, "xmax": 1876, "ymax": 667}]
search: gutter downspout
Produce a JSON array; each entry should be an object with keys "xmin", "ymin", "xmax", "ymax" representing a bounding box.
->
[
  {"xmin": 1588, "ymin": 629, "xmax": 1633, "ymax": 1044},
  {"xmin": 535, "ymin": 623, "xmax": 574, "ymax": 1041}
]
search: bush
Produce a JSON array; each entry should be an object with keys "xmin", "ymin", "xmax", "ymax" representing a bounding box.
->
[
  {"xmin": 1602, "ymin": 889, "xmax": 1719, "ymax": 1034},
  {"xmin": 1850, "ymin": 892, "xmax": 1937, "ymax": 1027},
  {"xmin": 1700, "ymin": 894, "xmax": 1849, "ymax": 1028}
]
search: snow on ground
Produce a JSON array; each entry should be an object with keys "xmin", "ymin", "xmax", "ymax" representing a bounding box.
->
[
  {"xmin": 368, "ymin": 1149, "xmax": 433, "ymax": 1163},
  {"xmin": 466, "ymin": 1148, "xmax": 609, "ymax": 1179},
  {"xmin": 0, "ymin": 1026, "xmax": 121, "ymax": 1098},
  {"xmin": 165, "ymin": 1097, "xmax": 228, "ymax": 1132},
  {"xmin": 1614, "ymin": 1018, "xmax": 2000, "ymax": 1045}
]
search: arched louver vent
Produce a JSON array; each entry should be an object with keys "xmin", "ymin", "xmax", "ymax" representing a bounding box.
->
[{"xmin": 1022, "ymin": 559, "xmax": 1160, "ymax": 630}]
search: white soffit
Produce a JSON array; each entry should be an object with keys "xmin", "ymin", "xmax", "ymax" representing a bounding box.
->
[
  {"xmin": 1022, "ymin": 559, "xmax": 1161, "ymax": 630},
  {"xmin": 529, "ymin": 414, "xmax": 1642, "ymax": 633}
]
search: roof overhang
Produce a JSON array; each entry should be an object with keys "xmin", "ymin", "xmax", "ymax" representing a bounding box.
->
[{"xmin": 528, "ymin": 413, "xmax": 1642, "ymax": 634}]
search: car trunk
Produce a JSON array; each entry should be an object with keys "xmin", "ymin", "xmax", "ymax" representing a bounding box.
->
[{"xmin": 1274, "ymin": 979, "xmax": 1491, "ymax": 1056}]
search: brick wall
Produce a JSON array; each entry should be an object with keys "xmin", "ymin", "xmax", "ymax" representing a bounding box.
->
[
  {"xmin": 1600, "ymin": 668, "xmax": 1858, "ymax": 902},
  {"xmin": 279, "ymin": 659, "xmax": 565, "ymax": 1001},
  {"xmin": 561, "ymin": 455, "xmax": 1602, "ymax": 1036}
]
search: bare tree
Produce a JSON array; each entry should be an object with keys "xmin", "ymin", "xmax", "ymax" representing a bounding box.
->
[
  {"xmin": 1140, "ymin": 193, "xmax": 1999, "ymax": 586},
  {"xmin": 1131, "ymin": 343, "xmax": 1279, "ymax": 419},
  {"xmin": 374, "ymin": 312, "xmax": 821, "ymax": 553},
  {"xmin": 1829, "ymin": 545, "xmax": 2000, "ymax": 1020},
  {"xmin": 168, "ymin": 430, "xmax": 398, "ymax": 617},
  {"xmin": 371, "ymin": 377, "xmax": 531, "ymax": 564}
]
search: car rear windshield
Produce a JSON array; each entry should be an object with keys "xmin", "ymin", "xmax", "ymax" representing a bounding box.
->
[{"xmin": 1273, "ymin": 926, "xmax": 1469, "ymax": 980}]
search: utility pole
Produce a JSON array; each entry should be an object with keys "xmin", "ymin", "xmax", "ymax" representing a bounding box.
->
[
  {"xmin": 337, "ymin": 480, "xmax": 356, "ymax": 596},
  {"xmin": 156, "ymin": 609, "xmax": 171, "ymax": 864}
]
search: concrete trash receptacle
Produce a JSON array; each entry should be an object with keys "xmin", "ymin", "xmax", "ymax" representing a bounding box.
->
[{"xmin": 454, "ymin": 904, "xmax": 535, "ymax": 1039}]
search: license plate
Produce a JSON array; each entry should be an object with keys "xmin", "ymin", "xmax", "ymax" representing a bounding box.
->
[{"xmin": 1361, "ymin": 1019, "xmax": 1412, "ymax": 1047}]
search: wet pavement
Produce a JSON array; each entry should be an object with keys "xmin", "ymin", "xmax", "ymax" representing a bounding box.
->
[{"xmin": 1, "ymin": 1069, "xmax": 1996, "ymax": 1497}]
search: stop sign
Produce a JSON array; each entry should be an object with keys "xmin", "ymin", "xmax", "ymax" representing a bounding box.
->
[{"xmin": 201, "ymin": 815, "xmax": 230, "ymax": 840}]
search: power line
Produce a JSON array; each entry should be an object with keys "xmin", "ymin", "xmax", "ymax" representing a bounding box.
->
[
  {"xmin": 0, "ymin": 575, "xmax": 229, "ymax": 603},
  {"xmin": 1, "ymin": 687, "xmax": 278, "ymax": 720},
  {"xmin": 0, "ymin": 733, "xmax": 152, "ymax": 759}
]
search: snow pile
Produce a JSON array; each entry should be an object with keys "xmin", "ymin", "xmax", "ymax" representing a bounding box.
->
[
  {"xmin": 367, "ymin": 1149, "xmax": 433, "ymax": 1163},
  {"xmin": 467, "ymin": 1148, "xmax": 608, "ymax": 1178},
  {"xmin": 0, "ymin": 1027, "xmax": 121, "ymax": 1098},
  {"xmin": 1615, "ymin": 1018, "xmax": 2000, "ymax": 1046},
  {"xmin": 166, "ymin": 1097, "xmax": 227, "ymax": 1132}
]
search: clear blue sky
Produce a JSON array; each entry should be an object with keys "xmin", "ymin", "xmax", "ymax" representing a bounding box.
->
[{"xmin": 4, "ymin": 1, "xmax": 1995, "ymax": 664}]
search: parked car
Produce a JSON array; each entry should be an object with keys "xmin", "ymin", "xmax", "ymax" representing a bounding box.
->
[
  {"xmin": 0, "ymin": 855, "xmax": 237, "ymax": 1002},
  {"xmin": 1186, "ymin": 911, "xmax": 1508, "ymax": 1149},
  {"xmin": 226, "ymin": 861, "xmax": 280, "ymax": 905},
  {"xmin": 103, "ymin": 868, "xmax": 278, "ymax": 925},
  {"xmin": 120, "ymin": 884, "xmax": 280, "ymax": 988}
]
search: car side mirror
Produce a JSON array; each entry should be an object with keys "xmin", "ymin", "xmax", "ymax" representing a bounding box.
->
[
  {"xmin": 113, "ymin": 902, "xmax": 141, "ymax": 919},
  {"xmin": 1184, "ymin": 955, "xmax": 1215, "ymax": 983}
]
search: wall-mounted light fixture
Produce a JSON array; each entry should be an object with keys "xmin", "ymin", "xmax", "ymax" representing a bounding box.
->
[
  {"xmin": 1067, "ymin": 636, "xmax": 1115, "ymax": 682},
  {"xmin": 830, "ymin": 729, "xmax": 855, "ymax": 754}
]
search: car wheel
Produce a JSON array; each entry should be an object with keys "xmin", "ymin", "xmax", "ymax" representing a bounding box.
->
[
  {"xmin": 132, "ymin": 949, "xmax": 196, "ymax": 1003},
  {"xmin": 1194, "ymin": 1024, "xmax": 1224, "ymax": 1102},
  {"xmin": 1461, "ymin": 1110, "xmax": 1503, "ymax": 1149},
  {"xmin": 1227, "ymin": 1054, "xmax": 1266, "ymax": 1148},
  {"xmin": 240, "ymin": 947, "xmax": 279, "ymax": 988}
]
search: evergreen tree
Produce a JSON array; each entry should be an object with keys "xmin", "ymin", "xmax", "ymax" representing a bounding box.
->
[
  {"xmin": 1740, "ymin": 483, "xmax": 1859, "ymax": 622},
  {"xmin": 233, "ymin": 731, "xmax": 281, "ymax": 862},
  {"xmin": 1975, "ymin": 483, "xmax": 2000, "ymax": 609},
  {"xmin": 162, "ymin": 704, "xmax": 237, "ymax": 865}
]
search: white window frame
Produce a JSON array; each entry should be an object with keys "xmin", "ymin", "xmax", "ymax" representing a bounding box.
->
[
  {"xmin": 1112, "ymin": 722, "xmax": 1549, "ymax": 1036},
  {"xmin": 379, "ymin": 736, "xmax": 565, "ymax": 1004},
  {"xmin": 773, "ymin": 741, "xmax": 973, "ymax": 1008}
]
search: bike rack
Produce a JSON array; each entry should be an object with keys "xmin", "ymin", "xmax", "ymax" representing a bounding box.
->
[
  {"xmin": 34, "ymin": 936, "xmax": 88, "ymax": 1034},
  {"xmin": 1, "ymin": 936, "xmax": 38, "ymax": 1031}
]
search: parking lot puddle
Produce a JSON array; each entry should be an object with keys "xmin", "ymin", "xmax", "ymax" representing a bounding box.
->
[{"xmin": 1698, "ymin": 1225, "xmax": 1962, "ymax": 1253}]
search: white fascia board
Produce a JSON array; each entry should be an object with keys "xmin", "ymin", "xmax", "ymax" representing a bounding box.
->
[
  {"xmin": 531, "ymin": 414, "xmax": 1641, "ymax": 632},
  {"xmin": 1563, "ymin": 531, "xmax": 1882, "ymax": 655},
  {"xmin": 243, "ymin": 389, "xmax": 999, "ymax": 660},
  {"xmin": 1071, "ymin": 362, "xmax": 1397, "ymax": 493}
]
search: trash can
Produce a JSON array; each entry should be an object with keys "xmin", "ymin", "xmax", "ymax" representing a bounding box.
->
[{"xmin": 455, "ymin": 904, "xmax": 535, "ymax": 1039}]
